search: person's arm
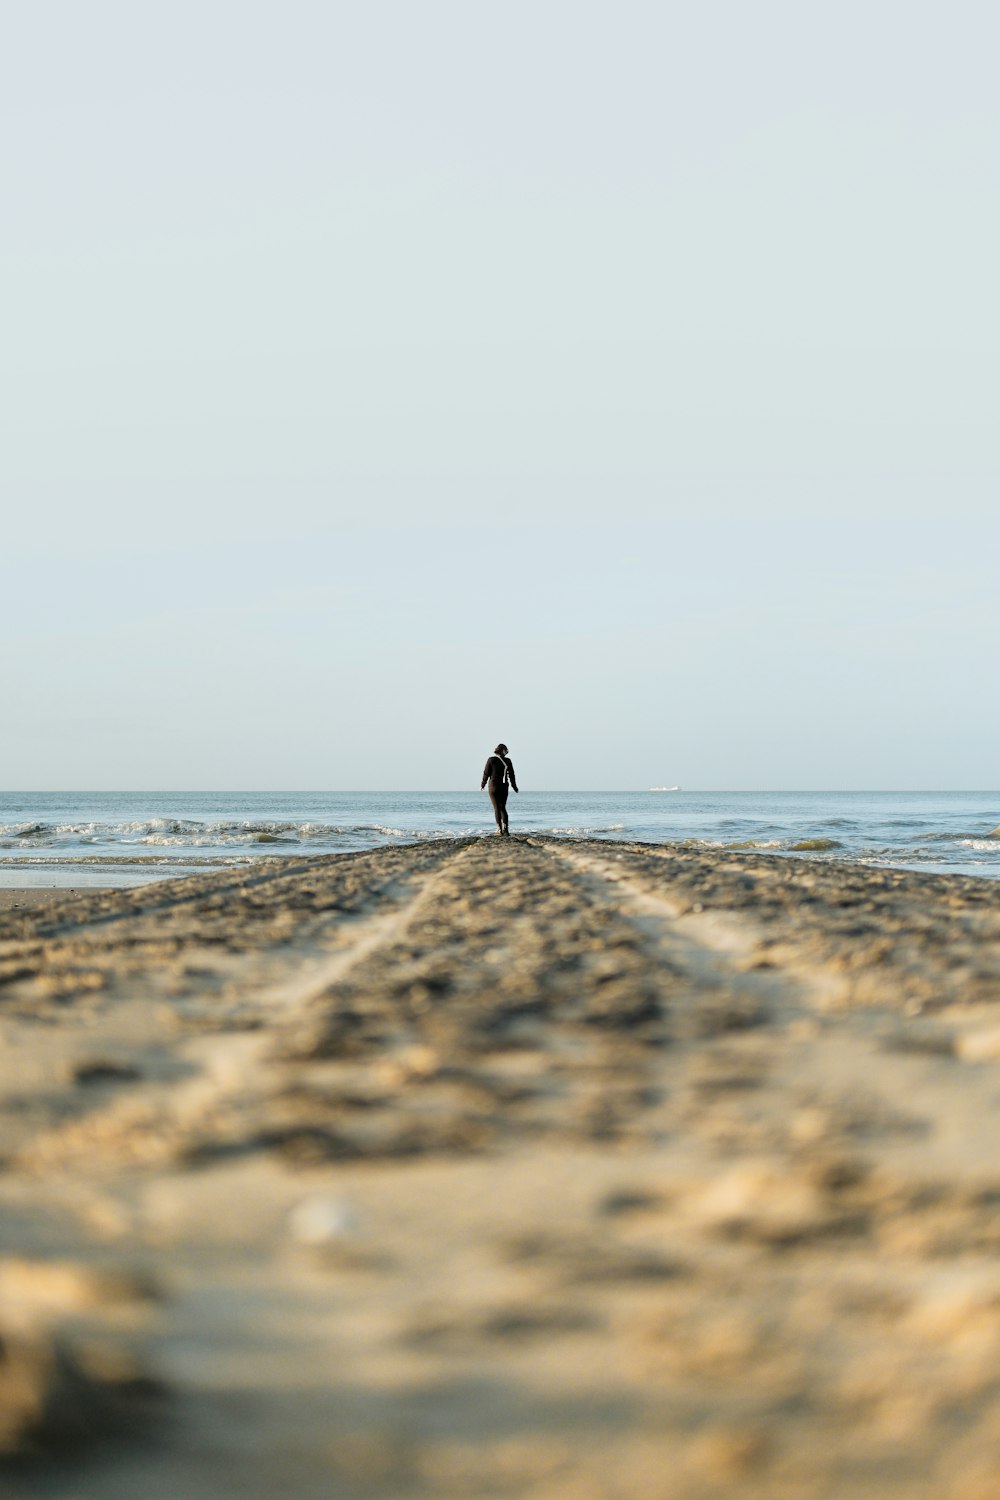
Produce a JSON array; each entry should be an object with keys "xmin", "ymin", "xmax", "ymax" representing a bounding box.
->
[
  {"xmin": 508, "ymin": 759, "xmax": 519, "ymax": 793},
  {"xmin": 481, "ymin": 759, "xmax": 492, "ymax": 790}
]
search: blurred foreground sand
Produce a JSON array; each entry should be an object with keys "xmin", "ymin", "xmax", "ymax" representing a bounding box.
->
[{"xmin": 2, "ymin": 837, "xmax": 1000, "ymax": 1499}]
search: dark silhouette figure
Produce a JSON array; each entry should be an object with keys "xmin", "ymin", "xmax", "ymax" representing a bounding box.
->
[{"xmin": 481, "ymin": 743, "xmax": 519, "ymax": 835}]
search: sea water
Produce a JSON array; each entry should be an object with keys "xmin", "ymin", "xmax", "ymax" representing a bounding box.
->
[{"xmin": 2, "ymin": 790, "xmax": 1000, "ymax": 886}]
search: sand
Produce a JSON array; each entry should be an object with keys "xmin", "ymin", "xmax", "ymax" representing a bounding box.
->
[
  {"xmin": 2, "ymin": 835, "xmax": 1000, "ymax": 1498},
  {"xmin": 0, "ymin": 889, "xmax": 118, "ymax": 913}
]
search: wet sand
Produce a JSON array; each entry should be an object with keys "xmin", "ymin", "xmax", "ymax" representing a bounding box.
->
[
  {"xmin": 2, "ymin": 836, "xmax": 1000, "ymax": 1498},
  {"xmin": 0, "ymin": 889, "xmax": 117, "ymax": 913}
]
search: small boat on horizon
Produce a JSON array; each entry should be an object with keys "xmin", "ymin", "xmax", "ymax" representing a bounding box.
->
[{"xmin": 648, "ymin": 786, "xmax": 680, "ymax": 792}]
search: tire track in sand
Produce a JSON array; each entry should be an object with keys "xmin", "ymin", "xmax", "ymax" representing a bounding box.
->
[
  {"xmin": 536, "ymin": 837, "xmax": 1000, "ymax": 1174},
  {"xmin": 534, "ymin": 836, "xmax": 838, "ymax": 1014},
  {"xmin": 9, "ymin": 841, "xmax": 476, "ymax": 1172}
]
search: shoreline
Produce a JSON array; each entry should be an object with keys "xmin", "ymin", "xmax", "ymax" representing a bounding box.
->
[
  {"xmin": 0, "ymin": 885, "xmax": 121, "ymax": 912},
  {"xmin": 4, "ymin": 789, "xmax": 1000, "ymax": 883},
  {"xmin": 2, "ymin": 836, "xmax": 1000, "ymax": 1496},
  {"xmin": 0, "ymin": 833, "xmax": 998, "ymax": 894}
]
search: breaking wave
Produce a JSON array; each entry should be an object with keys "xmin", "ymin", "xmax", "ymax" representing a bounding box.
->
[
  {"xmin": 721, "ymin": 837, "xmax": 842, "ymax": 853},
  {"xmin": 0, "ymin": 818, "xmax": 442, "ymax": 851},
  {"xmin": 547, "ymin": 824, "xmax": 626, "ymax": 836}
]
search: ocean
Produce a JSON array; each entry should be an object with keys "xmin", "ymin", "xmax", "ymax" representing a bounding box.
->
[{"xmin": 2, "ymin": 790, "xmax": 1000, "ymax": 886}]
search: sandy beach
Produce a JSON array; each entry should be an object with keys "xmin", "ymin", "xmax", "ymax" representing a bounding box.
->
[{"xmin": 2, "ymin": 835, "xmax": 1000, "ymax": 1498}]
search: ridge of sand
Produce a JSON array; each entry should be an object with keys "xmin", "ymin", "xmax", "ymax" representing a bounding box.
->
[{"xmin": 2, "ymin": 836, "xmax": 1000, "ymax": 1498}]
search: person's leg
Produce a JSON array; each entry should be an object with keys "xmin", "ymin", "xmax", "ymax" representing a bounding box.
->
[
  {"xmin": 498, "ymin": 787, "xmax": 509, "ymax": 835},
  {"xmin": 489, "ymin": 787, "xmax": 504, "ymax": 833}
]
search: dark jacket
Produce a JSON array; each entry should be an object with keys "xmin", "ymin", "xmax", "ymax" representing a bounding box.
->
[{"xmin": 481, "ymin": 753, "xmax": 518, "ymax": 793}]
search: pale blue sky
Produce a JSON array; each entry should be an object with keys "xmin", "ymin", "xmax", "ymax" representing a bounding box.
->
[{"xmin": 4, "ymin": 2, "xmax": 999, "ymax": 788}]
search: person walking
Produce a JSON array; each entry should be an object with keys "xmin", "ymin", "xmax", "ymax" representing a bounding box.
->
[{"xmin": 481, "ymin": 743, "xmax": 519, "ymax": 835}]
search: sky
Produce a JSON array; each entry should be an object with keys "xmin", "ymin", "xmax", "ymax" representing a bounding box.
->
[{"xmin": 3, "ymin": 1, "xmax": 999, "ymax": 789}]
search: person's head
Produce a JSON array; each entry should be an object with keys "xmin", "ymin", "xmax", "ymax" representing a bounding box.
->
[{"xmin": 495, "ymin": 743, "xmax": 508, "ymax": 756}]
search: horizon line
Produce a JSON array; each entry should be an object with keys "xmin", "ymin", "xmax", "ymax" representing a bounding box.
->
[{"xmin": 3, "ymin": 789, "xmax": 1000, "ymax": 797}]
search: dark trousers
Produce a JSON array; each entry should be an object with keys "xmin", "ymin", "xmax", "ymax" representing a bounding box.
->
[{"xmin": 489, "ymin": 785, "xmax": 509, "ymax": 831}]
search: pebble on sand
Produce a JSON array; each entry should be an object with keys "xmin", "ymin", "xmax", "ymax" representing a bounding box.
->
[{"xmin": 288, "ymin": 1195, "xmax": 361, "ymax": 1246}]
